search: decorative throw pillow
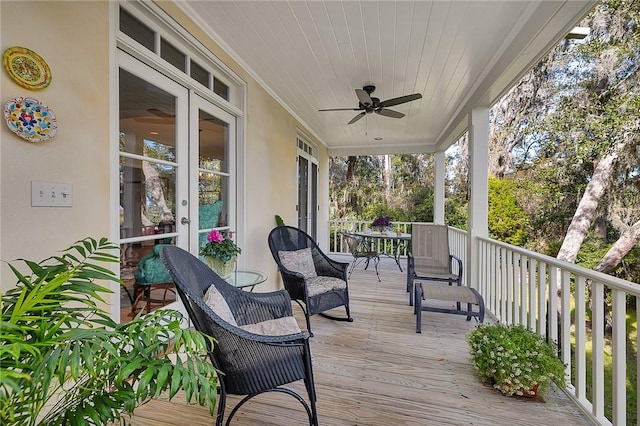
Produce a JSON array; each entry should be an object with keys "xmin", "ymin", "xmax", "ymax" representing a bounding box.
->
[
  {"xmin": 278, "ymin": 248, "xmax": 317, "ymax": 279},
  {"xmin": 203, "ymin": 285, "xmax": 237, "ymax": 326},
  {"xmin": 240, "ymin": 316, "xmax": 302, "ymax": 336}
]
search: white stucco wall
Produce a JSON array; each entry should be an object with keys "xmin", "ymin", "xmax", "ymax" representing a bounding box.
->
[
  {"xmin": 0, "ymin": 1, "xmax": 329, "ymax": 297},
  {"xmin": 1, "ymin": 1, "xmax": 111, "ymax": 291}
]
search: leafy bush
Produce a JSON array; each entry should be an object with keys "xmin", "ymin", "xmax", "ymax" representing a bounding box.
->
[{"xmin": 0, "ymin": 237, "xmax": 218, "ymax": 426}]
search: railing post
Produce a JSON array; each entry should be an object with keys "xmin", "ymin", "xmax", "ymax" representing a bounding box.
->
[{"xmin": 612, "ymin": 289, "xmax": 626, "ymax": 425}]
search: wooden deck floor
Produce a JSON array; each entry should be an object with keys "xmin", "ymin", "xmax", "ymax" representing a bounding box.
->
[{"xmin": 124, "ymin": 256, "xmax": 592, "ymax": 426}]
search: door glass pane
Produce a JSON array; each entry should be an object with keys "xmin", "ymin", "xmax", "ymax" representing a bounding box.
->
[
  {"xmin": 119, "ymin": 66, "xmax": 179, "ymax": 321},
  {"xmin": 198, "ymin": 109, "xmax": 229, "ymax": 251},
  {"xmin": 119, "ymin": 156, "xmax": 176, "ymax": 238},
  {"xmin": 198, "ymin": 110, "xmax": 228, "ymax": 172},
  {"xmin": 119, "ymin": 69, "xmax": 177, "ymax": 160}
]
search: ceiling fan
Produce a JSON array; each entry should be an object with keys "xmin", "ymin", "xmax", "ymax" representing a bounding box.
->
[{"xmin": 319, "ymin": 85, "xmax": 422, "ymax": 125}]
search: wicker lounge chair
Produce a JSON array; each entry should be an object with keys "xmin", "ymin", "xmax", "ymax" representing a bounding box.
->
[
  {"xmin": 408, "ymin": 224, "xmax": 485, "ymax": 333},
  {"xmin": 268, "ymin": 226, "xmax": 353, "ymax": 336},
  {"xmin": 160, "ymin": 246, "xmax": 318, "ymax": 426}
]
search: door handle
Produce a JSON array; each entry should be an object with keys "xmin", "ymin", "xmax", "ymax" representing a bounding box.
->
[{"xmin": 180, "ymin": 217, "xmax": 191, "ymax": 225}]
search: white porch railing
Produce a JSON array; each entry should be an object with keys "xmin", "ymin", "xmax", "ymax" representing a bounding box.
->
[
  {"xmin": 329, "ymin": 220, "xmax": 412, "ymax": 260},
  {"xmin": 478, "ymin": 236, "xmax": 639, "ymax": 426},
  {"xmin": 329, "ymin": 220, "xmax": 639, "ymax": 425}
]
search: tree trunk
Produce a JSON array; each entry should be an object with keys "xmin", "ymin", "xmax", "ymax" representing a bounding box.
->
[
  {"xmin": 594, "ymin": 219, "xmax": 640, "ymax": 274},
  {"xmin": 556, "ymin": 144, "xmax": 622, "ymax": 262},
  {"xmin": 383, "ymin": 155, "xmax": 391, "ymax": 203},
  {"xmin": 555, "ymin": 142, "xmax": 623, "ymax": 322},
  {"xmin": 592, "ymin": 220, "xmax": 640, "ymax": 334}
]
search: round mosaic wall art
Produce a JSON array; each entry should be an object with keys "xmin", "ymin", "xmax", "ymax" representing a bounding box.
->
[
  {"xmin": 3, "ymin": 46, "xmax": 52, "ymax": 90},
  {"xmin": 4, "ymin": 97, "xmax": 57, "ymax": 143}
]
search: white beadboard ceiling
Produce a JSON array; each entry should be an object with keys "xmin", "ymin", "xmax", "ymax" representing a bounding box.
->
[{"xmin": 177, "ymin": 1, "xmax": 595, "ymax": 156}]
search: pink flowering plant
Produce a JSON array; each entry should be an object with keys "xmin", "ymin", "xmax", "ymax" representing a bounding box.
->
[{"xmin": 199, "ymin": 230, "xmax": 241, "ymax": 262}]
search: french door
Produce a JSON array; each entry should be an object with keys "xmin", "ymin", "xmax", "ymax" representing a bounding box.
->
[
  {"xmin": 297, "ymin": 153, "xmax": 318, "ymax": 240},
  {"xmin": 118, "ymin": 51, "xmax": 235, "ymax": 263}
]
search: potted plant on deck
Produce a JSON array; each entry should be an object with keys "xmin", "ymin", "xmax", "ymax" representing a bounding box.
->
[
  {"xmin": 371, "ymin": 216, "xmax": 393, "ymax": 233},
  {"xmin": 0, "ymin": 237, "xmax": 218, "ymax": 426},
  {"xmin": 467, "ymin": 323, "xmax": 567, "ymax": 401},
  {"xmin": 200, "ymin": 229, "xmax": 241, "ymax": 278}
]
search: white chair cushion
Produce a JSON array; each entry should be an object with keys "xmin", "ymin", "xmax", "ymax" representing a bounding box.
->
[
  {"xmin": 306, "ymin": 276, "xmax": 346, "ymax": 297},
  {"xmin": 203, "ymin": 285, "xmax": 237, "ymax": 326},
  {"xmin": 278, "ymin": 247, "xmax": 317, "ymax": 279},
  {"xmin": 239, "ymin": 316, "xmax": 302, "ymax": 336}
]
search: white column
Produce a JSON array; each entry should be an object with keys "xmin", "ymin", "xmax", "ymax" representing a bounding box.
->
[
  {"xmin": 467, "ymin": 107, "xmax": 489, "ymax": 290},
  {"xmin": 434, "ymin": 151, "xmax": 445, "ymax": 224}
]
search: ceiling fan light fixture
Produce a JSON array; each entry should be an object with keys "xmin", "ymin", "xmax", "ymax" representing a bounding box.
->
[{"xmin": 319, "ymin": 85, "xmax": 422, "ymax": 124}]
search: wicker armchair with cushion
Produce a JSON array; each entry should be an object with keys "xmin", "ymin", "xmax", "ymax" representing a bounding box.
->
[
  {"xmin": 160, "ymin": 246, "xmax": 318, "ymax": 426},
  {"xmin": 268, "ymin": 226, "xmax": 353, "ymax": 336}
]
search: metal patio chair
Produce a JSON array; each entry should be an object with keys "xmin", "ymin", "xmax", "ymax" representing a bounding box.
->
[
  {"xmin": 408, "ymin": 224, "xmax": 484, "ymax": 333},
  {"xmin": 342, "ymin": 231, "xmax": 380, "ymax": 281}
]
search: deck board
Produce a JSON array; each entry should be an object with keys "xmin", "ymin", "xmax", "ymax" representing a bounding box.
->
[{"xmin": 122, "ymin": 256, "xmax": 592, "ymax": 425}]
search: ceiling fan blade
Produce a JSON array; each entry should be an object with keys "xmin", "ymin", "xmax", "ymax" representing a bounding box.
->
[
  {"xmin": 319, "ymin": 107, "xmax": 362, "ymax": 111},
  {"xmin": 378, "ymin": 93, "xmax": 422, "ymax": 108},
  {"xmin": 355, "ymin": 89, "xmax": 373, "ymax": 106},
  {"xmin": 348, "ymin": 111, "xmax": 367, "ymax": 124},
  {"xmin": 375, "ymin": 108, "xmax": 405, "ymax": 119}
]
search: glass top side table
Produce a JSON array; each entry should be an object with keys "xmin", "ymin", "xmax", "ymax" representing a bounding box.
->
[{"xmin": 224, "ymin": 269, "xmax": 268, "ymax": 291}]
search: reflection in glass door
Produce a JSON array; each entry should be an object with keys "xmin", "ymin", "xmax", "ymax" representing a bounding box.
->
[
  {"xmin": 190, "ymin": 95, "xmax": 236, "ymax": 255},
  {"xmin": 118, "ymin": 52, "xmax": 188, "ymax": 319},
  {"xmin": 118, "ymin": 53, "xmax": 237, "ymax": 319}
]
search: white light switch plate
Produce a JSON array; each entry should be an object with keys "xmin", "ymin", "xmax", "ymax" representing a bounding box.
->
[{"xmin": 31, "ymin": 181, "xmax": 73, "ymax": 207}]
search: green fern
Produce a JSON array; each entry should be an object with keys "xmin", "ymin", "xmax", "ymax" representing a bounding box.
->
[{"xmin": 0, "ymin": 237, "xmax": 218, "ymax": 426}]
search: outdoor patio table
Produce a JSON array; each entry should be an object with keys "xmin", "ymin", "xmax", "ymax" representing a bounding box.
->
[
  {"xmin": 224, "ymin": 269, "xmax": 268, "ymax": 292},
  {"xmin": 354, "ymin": 231, "xmax": 411, "ymax": 272}
]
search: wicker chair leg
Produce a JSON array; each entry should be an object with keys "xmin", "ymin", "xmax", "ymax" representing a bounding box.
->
[
  {"xmin": 303, "ymin": 341, "xmax": 319, "ymax": 426},
  {"xmin": 226, "ymin": 389, "xmax": 316, "ymax": 426},
  {"xmin": 215, "ymin": 385, "xmax": 227, "ymax": 426},
  {"xmin": 318, "ymin": 311, "xmax": 353, "ymax": 323},
  {"xmin": 294, "ymin": 299, "xmax": 313, "ymax": 336}
]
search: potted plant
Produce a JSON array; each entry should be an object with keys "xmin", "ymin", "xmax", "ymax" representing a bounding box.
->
[
  {"xmin": 199, "ymin": 229, "xmax": 241, "ymax": 278},
  {"xmin": 371, "ymin": 216, "xmax": 392, "ymax": 233},
  {"xmin": 467, "ymin": 323, "xmax": 567, "ymax": 401},
  {"xmin": 0, "ymin": 237, "xmax": 218, "ymax": 426}
]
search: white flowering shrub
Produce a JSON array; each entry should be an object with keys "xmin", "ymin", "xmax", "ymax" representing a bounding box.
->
[{"xmin": 467, "ymin": 324, "xmax": 566, "ymax": 400}]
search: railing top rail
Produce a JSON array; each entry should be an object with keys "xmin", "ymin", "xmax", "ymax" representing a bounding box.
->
[{"xmin": 479, "ymin": 235, "xmax": 640, "ymax": 294}]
